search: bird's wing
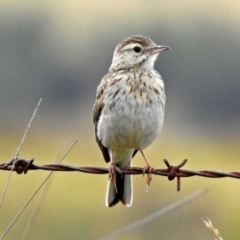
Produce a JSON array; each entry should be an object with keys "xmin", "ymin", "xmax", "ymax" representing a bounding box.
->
[
  {"xmin": 132, "ymin": 150, "xmax": 138, "ymax": 158},
  {"xmin": 93, "ymin": 74, "xmax": 111, "ymax": 163}
]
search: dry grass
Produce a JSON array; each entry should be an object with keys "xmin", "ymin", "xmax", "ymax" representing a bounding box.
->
[{"xmin": 203, "ymin": 218, "xmax": 223, "ymax": 240}]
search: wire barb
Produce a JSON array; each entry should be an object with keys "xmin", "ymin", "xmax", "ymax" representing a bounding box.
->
[
  {"xmin": 163, "ymin": 159, "xmax": 188, "ymax": 191},
  {"xmin": 3, "ymin": 158, "xmax": 35, "ymax": 174}
]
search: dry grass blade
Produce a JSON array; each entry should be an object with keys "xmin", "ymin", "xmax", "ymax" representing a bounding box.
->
[
  {"xmin": 101, "ymin": 189, "xmax": 207, "ymax": 240},
  {"xmin": 202, "ymin": 217, "xmax": 223, "ymax": 240},
  {"xmin": 0, "ymin": 98, "xmax": 42, "ymax": 212},
  {"xmin": 0, "ymin": 140, "xmax": 78, "ymax": 240},
  {"xmin": 20, "ymin": 140, "xmax": 70, "ymax": 240}
]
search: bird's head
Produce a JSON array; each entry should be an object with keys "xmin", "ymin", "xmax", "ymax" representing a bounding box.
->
[{"xmin": 110, "ymin": 35, "xmax": 170, "ymax": 70}]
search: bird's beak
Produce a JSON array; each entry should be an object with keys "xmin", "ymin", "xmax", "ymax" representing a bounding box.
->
[{"xmin": 148, "ymin": 45, "xmax": 171, "ymax": 55}]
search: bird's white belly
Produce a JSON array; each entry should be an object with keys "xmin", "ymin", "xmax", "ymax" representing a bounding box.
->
[{"xmin": 97, "ymin": 98, "xmax": 164, "ymax": 150}]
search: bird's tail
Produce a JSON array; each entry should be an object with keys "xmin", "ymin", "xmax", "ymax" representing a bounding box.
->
[{"xmin": 106, "ymin": 160, "xmax": 132, "ymax": 207}]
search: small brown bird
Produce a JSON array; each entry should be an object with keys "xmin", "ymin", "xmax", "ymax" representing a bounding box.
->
[{"xmin": 93, "ymin": 35, "xmax": 170, "ymax": 207}]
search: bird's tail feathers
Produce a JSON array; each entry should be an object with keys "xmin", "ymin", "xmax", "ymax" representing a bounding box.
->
[{"xmin": 106, "ymin": 160, "xmax": 132, "ymax": 207}]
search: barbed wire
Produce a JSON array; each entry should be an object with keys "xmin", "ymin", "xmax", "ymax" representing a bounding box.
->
[{"xmin": 1, "ymin": 158, "xmax": 240, "ymax": 191}]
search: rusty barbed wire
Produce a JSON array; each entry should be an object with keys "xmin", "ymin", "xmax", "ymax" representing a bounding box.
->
[{"xmin": 1, "ymin": 158, "xmax": 240, "ymax": 191}]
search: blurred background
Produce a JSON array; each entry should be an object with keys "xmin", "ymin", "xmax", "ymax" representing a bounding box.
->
[{"xmin": 0, "ymin": 0, "xmax": 240, "ymax": 239}]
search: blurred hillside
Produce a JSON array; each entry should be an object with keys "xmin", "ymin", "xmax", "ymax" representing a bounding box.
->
[{"xmin": 0, "ymin": 0, "xmax": 240, "ymax": 137}]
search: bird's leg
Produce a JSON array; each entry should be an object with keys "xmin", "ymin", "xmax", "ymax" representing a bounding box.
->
[
  {"xmin": 109, "ymin": 150, "xmax": 122, "ymax": 193},
  {"xmin": 140, "ymin": 150, "xmax": 154, "ymax": 187}
]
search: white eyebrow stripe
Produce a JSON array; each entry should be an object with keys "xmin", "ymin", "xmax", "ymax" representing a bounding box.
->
[{"xmin": 121, "ymin": 43, "xmax": 142, "ymax": 51}]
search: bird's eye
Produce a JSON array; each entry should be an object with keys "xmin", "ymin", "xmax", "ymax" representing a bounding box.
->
[{"xmin": 133, "ymin": 46, "xmax": 142, "ymax": 53}]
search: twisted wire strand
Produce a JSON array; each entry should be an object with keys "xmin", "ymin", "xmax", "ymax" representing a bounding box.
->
[{"xmin": 1, "ymin": 158, "xmax": 240, "ymax": 192}]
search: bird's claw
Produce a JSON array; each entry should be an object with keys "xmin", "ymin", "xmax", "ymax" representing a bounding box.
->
[
  {"xmin": 109, "ymin": 165, "xmax": 122, "ymax": 193},
  {"xmin": 143, "ymin": 166, "xmax": 154, "ymax": 188}
]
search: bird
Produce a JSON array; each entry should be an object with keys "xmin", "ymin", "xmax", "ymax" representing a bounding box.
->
[{"xmin": 93, "ymin": 35, "xmax": 170, "ymax": 207}]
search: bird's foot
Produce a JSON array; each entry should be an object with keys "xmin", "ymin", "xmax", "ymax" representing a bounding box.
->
[
  {"xmin": 143, "ymin": 165, "xmax": 154, "ymax": 189},
  {"xmin": 109, "ymin": 164, "xmax": 122, "ymax": 193},
  {"xmin": 140, "ymin": 150, "xmax": 154, "ymax": 190}
]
